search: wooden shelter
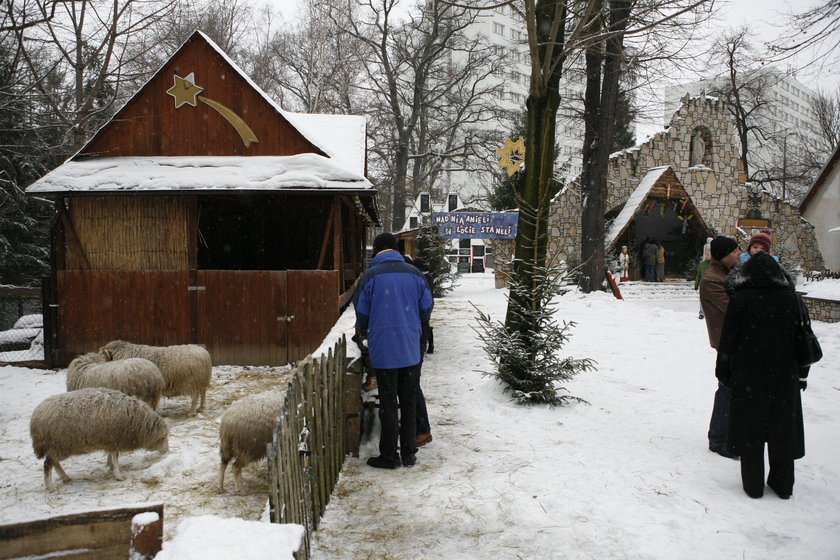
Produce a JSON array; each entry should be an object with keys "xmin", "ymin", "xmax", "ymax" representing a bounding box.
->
[
  {"xmin": 27, "ymin": 32, "xmax": 377, "ymax": 367},
  {"xmin": 606, "ymin": 166, "xmax": 713, "ymax": 277}
]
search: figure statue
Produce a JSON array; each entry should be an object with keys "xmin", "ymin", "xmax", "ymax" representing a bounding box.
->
[
  {"xmin": 690, "ymin": 133, "xmax": 706, "ymax": 166},
  {"xmin": 690, "ymin": 132, "xmax": 706, "ymax": 166},
  {"xmin": 618, "ymin": 245, "xmax": 630, "ymax": 282}
]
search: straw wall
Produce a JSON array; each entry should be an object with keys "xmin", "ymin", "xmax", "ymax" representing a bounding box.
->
[{"xmin": 68, "ymin": 196, "xmax": 190, "ymax": 270}]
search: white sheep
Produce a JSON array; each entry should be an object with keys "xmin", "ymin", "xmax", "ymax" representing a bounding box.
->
[
  {"xmin": 100, "ymin": 340, "xmax": 212, "ymax": 416},
  {"xmin": 218, "ymin": 391, "xmax": 284, "ymax": 493},
  {"xmin": 30, "ymin": 387, "xmax": 169, "ymax": 491},
  {"xmin": 67, "ymin": 352, "xmax": 165, "ymax": 409}
]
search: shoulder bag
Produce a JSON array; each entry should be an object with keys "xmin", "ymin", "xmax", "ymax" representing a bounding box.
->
[{"xmin": 795, "ymin": 294, "xmax": 823, "ymax": 367}]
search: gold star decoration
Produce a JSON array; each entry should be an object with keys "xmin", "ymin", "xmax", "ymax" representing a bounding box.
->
[
  {"xmin": 496, "ymin": 137, "xmax": 526, "ymax": 176},
  {"xmin": 166, "ymin": 75, "xmax": 204, "ymax": 108},
  {"xmin": 165, "ymin": 73, "xmax": 259, "ymax": 147}
]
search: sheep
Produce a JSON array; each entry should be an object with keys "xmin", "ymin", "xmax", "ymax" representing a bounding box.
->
[
  {"xmin": 67, "ymin": 352, "xmax": 165, "ymax": 409},
  {"xmin": 100, "ymin": 340, "xmax": 212, "ymax": 416},
  {"xmin": 30, "ymin": 387, "xmax": 169, "ymax": 491},
  {"xmin": 218, "ymin": 391, "xmax": 284, "ymax": 493}
]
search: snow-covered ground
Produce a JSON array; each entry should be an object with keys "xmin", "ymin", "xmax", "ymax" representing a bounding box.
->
[
  {"xmin": 309, "ymin": 274, "xmax": 840, "ymax": 559},
  {"xmin": 1, "ymin": 273, "xmax": 838, "ymax": 559}
]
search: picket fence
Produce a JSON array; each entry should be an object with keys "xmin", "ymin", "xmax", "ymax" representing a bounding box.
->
[{"xmin": 267, "ymin": 335, "xmax": 356, "ymax": 559}]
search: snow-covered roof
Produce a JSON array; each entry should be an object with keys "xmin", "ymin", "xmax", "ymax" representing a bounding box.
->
[
  {"xmin": 26, "ymin": 155, "xmax": 373, "ymax": 194},
  {"xmin": 605, "ymin": 166, "xmax": 670, "ymax": 249}
]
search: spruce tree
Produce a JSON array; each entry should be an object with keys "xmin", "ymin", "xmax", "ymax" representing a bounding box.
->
[
  {"xmin": 416, "ymin": 223, "xmax": 458, "ymax": 297},
  {"xmin": 474, "ymin": 257, "xmax": 595, "ymax": 406}
]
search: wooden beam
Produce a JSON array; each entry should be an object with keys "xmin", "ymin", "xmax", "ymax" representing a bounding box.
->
[
  {"xmin": 58, "ymin": 204, "xmax": 91, "ymax": 270},
  {"xmin": 317, "ymin": 204, "xmax": 336, "ymax": 270},
  {"xmin": 0, "ymin": 503, "xmax": 164, "ymax": 560},
  {"xmin": 332, "ymin": 198, "xmax": 343, "ymax": 284}
]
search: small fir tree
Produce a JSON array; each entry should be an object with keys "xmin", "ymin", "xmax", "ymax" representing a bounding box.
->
[
  {"xmin": 416, "ymin": 223, "xmax": 459, "ymax": 297},
  {"xmin": 473, "ymin": 256, "xmax": 595, "ymax": 406}
]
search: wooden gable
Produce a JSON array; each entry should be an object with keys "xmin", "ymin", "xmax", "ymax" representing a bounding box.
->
[
  {"xmin": 606, "ymin": 166, "xmax": 712, "ymax": 251},
  {"xmin": 79, "ymin": 32, "xmax": 325, "ymax": 158}
]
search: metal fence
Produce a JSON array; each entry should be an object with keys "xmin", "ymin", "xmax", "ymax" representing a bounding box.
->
[{"xmin": 0, "ymin": 286, "xmax": 44, "ymax": 365}]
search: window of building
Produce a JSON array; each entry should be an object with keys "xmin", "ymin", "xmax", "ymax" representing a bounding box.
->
[
  {"xmin": 448, "ymin": 194, "xmax": 459, "ymax": 212},
  {"xmin": 410, "ymin": 216, "xmax": 419, "ymax": 229},
  {"xmin": 494, "ymin": 22, "xmax": 505, "ymax": 35},
  {"xmin": 420, "ymin": 193, "xmax": 430, "ymax": 213}
]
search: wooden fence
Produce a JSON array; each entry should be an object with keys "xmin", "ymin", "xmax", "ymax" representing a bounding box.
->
[{"xmin": 267, "ymin": 335, "xmax": 359, "ymax": 560}]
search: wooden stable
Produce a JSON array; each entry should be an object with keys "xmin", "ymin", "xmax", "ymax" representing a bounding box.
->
[{"xmin": 28, "ymin": 32, "xmax": 376, "ymax": 367}]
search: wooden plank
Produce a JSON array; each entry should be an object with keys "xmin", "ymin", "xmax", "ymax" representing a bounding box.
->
[{"xmin": 0, "ymin": 504, "xmax": 163, "ymax": 560}]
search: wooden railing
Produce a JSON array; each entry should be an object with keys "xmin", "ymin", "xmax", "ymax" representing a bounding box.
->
[{"xmin": 267, "ymin": 335, "xmax": 355, "ymax": 560}]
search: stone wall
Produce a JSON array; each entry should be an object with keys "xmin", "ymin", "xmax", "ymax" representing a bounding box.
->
[
  {"xmin": 545, "ymin": 94, "xmax": 823, "ymax": 272},
  {"xmin": 802, "ymin": 296, "xmax": 840, "ymax": 323}
]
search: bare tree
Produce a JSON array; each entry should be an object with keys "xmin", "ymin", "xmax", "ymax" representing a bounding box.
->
[
  {"xmin": 7, "ymin": 0, "xmax": 177, "ymax": 151},
  {"xmin": 767, "ymin": 0, "xmax": 840, "ymax": 71},
  {"xmin": 130, "ymin": 0, "xmax": 257, "ymax": 74},
  {"xmin": 332, "ymin": 0, "xmax": 504, "ymax": 231},
  {"xmin": 250, "ymin": 0, "xmax": 366, "ymax": 114}
]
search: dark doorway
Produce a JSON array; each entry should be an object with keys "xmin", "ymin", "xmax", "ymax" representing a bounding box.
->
[{"xmin": 628, "ymin": 202, "xmax": 708, "ymax": 277}]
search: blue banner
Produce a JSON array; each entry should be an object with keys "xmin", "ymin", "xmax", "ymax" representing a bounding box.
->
[{"xmin": 432, "ymin": 212, "xmax": 518, "ymax": 239}]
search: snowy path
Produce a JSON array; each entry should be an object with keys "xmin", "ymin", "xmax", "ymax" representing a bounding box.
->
[{"xmin": 310, "ymin": 273, "xmax": 840, "ymax": 560}]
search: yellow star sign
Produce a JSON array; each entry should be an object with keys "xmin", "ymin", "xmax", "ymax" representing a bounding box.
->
[
  {"xmin": 166, "ymin": 75, "xmax": 204, "ymax": 108},
  {"xmin": 165, "ymin": 72, "xmax": 259, "ymax": 147},
  {"xmin": 496, "ymin": 137, "xmax": 526, "ymax": 176}
]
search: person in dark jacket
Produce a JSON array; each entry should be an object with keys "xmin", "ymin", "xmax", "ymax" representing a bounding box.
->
[
  {"xmin": 700, "ymin": 236, "xmax": 742, "ymax": 459},
  {"xmin": 354, "ymin": 233, "xmax": 433, "ymax": 469},
  {"xmin": 412, "ymin": 257, "xmax": 434, "ymax": 447},
  {"xmin": 715, "ymin": 252, "xmax": 807, "ymax": 499}
]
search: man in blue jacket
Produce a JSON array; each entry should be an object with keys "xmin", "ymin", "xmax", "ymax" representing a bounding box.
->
[{"xmin": 354, "ymin": 232, "xmax": 433, "ymax": 469}]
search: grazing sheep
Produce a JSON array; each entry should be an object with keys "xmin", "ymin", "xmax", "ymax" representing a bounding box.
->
[
  {"xmin": 67, "ymin": 352, "xmax": 165, "ymax": 409},
  {"xmin": 100, "ymin": 340, "xmax": 212, "ymax": 416},
  {"xmin": 218, "ymin": 391, "xmax": 284, "ymax": 493},
  {"xmin": 30, "ymin": 387, "xmax": 169, "ymax": 491}
]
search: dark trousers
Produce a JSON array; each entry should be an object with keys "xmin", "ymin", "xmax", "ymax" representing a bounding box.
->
[
  {"xmin": 416, "ymin": 381, "xmax": 430, "ymax": 435},
  {"xmin": 644, "ymin": 264, "xmax": 655, "ymax": 282},
  {"xmin": 740, "ymin": 443, "xmax": 795, "ymax": 498},
  {"xmin": 376, "ymin": 365, "xmax": 419, "ymax": 462},
  {"xmin": 708, "ymin": 382, "xmax": 732, "ymax": 450}
]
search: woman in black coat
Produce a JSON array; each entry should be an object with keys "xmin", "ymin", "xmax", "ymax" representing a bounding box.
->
[{"xmin": 715, "ymin": 252, "xmax": 807, "ymax": 499}]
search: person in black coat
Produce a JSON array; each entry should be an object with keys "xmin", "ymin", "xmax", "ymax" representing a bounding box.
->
[{"xmin": 715, "ymin": 252, "xmax": 808, "ymax": 499}]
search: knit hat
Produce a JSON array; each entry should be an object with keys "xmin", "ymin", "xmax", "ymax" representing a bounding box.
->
[
  {"xmin": 372, "ymin": 232, "xmax": 398, "ymax": 254},
  {"xmin": 748, "ymin": 228, "xmax": 773, "ymax": 253},
  {"xmin": 710, "ymin": 236, "xmax": 739, "ymax": 261}
]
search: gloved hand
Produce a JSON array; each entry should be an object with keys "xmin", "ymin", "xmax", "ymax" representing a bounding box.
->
[{"xmin": 799, "ymin": 380, "xmax": 807, "ymax": 391}]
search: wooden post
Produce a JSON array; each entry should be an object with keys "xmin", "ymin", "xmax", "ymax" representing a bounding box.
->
[{"xmin": 129, "ymin": 511, "xmax": 163, "ymax": 559}]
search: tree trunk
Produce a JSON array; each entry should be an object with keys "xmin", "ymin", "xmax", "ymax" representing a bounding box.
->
[
  {"xmin": 580, "ymin": 0, "xmax": 632, "ymax": 293},
  {"xmin": 503, "ymin": 0, "xmax": 565, "ymax": 341}
]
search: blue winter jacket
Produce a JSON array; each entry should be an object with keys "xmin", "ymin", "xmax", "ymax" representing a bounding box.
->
[{"xmin": 354, "ymin": 249, "xmax": 433, "ymax": 369}]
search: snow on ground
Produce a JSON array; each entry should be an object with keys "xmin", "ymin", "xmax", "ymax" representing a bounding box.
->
[
  {"xmin": 310, "ymin": 274, "xmax": 840, "ymax": 560},
  {"xmin": 1, "ymin": 273, "xmax": 838, "ymax": 559},
  {"xmin": 799, "ymin": 277, "xmax": 840, "ymax": 300},
  {"xmin": 0, "ymin": 363, "xmax": 294, "ymax": 541}
]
